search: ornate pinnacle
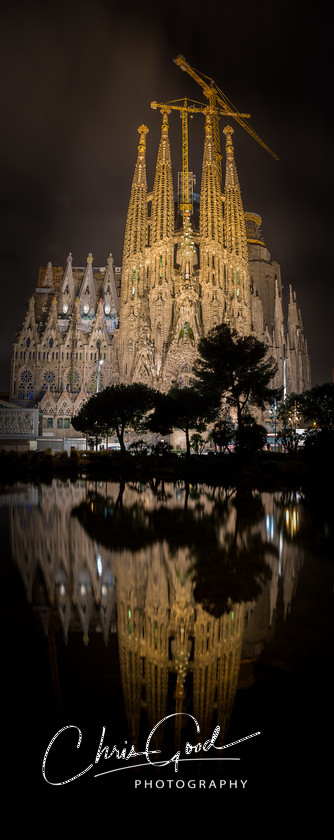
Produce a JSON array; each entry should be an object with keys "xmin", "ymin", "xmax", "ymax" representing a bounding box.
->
[
  {"xmin": 138, "ymin": 124, "xmax": 149, "ymax": 151},
  {"xmin": 223, "ymin": 125, "xmax": 234, "ymax": 154},
  {"xmin": 204, "ymin": 107, "xmax": 213, "ymax": 133},
  {"xmin": 160, "ymin": 106, "xmax": 170, "ymax": 131}
]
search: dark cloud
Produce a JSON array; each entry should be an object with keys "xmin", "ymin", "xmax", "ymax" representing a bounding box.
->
[{"xmin": 0, "ymin": 0, "xmax": 332, "ymax": 388}]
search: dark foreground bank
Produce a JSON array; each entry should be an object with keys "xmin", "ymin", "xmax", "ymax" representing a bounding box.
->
[{"xmin": 0, "ymin": 446, "xmax": 332, "ymax": 494}]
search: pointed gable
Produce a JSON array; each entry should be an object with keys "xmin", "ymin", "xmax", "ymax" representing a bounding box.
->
[
  {"xmin": 59, "ymin": 252, "xmax": 75, "ymax": 314},
  {"xmin": 78, "ymin": 253, "xmax": 97, "ymax": 315},
  {"xmin": 43, "ymin": 296, "xmax": 63, "ymax": 343},
  {"xmin": 102, "ymin": 253, "xmax": 120, "ymax": 316}
]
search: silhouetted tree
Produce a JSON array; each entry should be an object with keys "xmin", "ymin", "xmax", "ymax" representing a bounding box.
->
[
  {"xmin": 193, "ymin": 324, "xmax": 280, "ymax": 431},
  {"xmin": 209, "ymin": 418, "xmax": 234, "ymax": 453},
  {"xmin": 301, "ymin": 383, "xmax": 334, "ymax": 431},
  {"xmin": 72, "ymin": 383, "xmax": 158, "ymax": 452},
  {"xmin": 71, "ymin": 399, "xmax": 107, "ymax": 449},
  {"xmin": 147, "ymin": 386, "xmax": 218, "ymax": 456},
  {"xmin": 234, "ymin": 415, "xmax": 267, "ymax": 455}
]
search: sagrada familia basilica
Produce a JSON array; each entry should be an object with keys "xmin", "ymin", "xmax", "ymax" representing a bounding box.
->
[{"xmin": 9, "ymin": 96, "xmax": 311, "ymax": 438}]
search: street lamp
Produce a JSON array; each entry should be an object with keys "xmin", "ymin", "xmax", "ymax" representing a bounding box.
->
[
  {"xmin": 283, "ymin": 343, "xmax": 287, "ymax": 403},
  {"xmin": 96, "ymin": 340, "xmax": 104, "ymax": 394}
]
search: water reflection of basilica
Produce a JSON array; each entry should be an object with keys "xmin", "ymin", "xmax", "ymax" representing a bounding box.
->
[{"xmin": 7, "ymin": 480, "xmax": 304, "ymax": 746}]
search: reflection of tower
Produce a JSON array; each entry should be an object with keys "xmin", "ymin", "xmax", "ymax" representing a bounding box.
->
[
  {"xmin": 114, "ymin": 538, "xmax": 247, "ymax": 749},
  {"xmin": 9, "ymin": 480, "xmax": 116, "ymax": 644},
  {"xmin": 168, "ymin": 553, "xmax": 194, "ymax": 746},
  {"xmin": 116, "ymin": 553, "xmax": 147, "ymax": 744},
  {"xmin": 115, "ymin": 547, "xmax": 170, "ymax": 746},
  {"xmin": 193, "ymin": 603, "xmax": 245, "ymax": 741},
  {"xmin": 143, "ymin": 549, "xmax": 170, "ymax": 735}
]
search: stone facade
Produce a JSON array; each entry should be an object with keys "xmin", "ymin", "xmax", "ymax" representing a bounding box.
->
[
  {"xmin": 9, "ymin": 112, "xmax": 311, "ymax": 435},
  {"xmin": 10, "ymin": 255, "xmax": 121, "ymax": 436}
]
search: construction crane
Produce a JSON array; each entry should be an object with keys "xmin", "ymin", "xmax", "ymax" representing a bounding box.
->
[
  {"xmin": 151, "ymin": 97, "xmax": 251, "ymax": 218},
  {"xmin": 174, "ymin": 54, "xmax": 279, "ymax": 164}
]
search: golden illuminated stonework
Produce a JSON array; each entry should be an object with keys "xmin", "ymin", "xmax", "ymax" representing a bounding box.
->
[{"xmin": 10, "ymin": 87, "xmax": 311, "ymax": 432}]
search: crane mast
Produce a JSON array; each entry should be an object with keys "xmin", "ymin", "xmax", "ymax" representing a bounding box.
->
[
  {"xmin": 151, "ymin": 99, "xmax": 200, "ymax": 219},
  {"xmin": 151, "ymin": 97, "xmax": 251, "ymax": 220}
]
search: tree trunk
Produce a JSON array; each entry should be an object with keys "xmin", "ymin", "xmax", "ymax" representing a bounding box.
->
[
  {"xmin": 185, "ymin": 425, "xmax": 191, "ymax": 457},
  {"xmin": 120, "ymin": 425, "xmax": 126, "ymax": 454},
  {"xmin": 237, "ymin": 401, "xmax": 243, "ymax": 431}
]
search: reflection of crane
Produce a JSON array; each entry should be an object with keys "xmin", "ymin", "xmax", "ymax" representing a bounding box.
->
[
  {"xmin": 151, "ymin": 97, "xmax": 251, "ymax": 218},
  {"xmin": 174, "ymin": 54, "xmax": 279, "ymax": 165}
]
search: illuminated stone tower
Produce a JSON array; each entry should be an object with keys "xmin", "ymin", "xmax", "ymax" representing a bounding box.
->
[
  {"xmin": 199, "ymin": 110, "xmax": 225, "ymax": 333},
  {"xmin": 117, "ymin": 125, "xmax": 151, "ymax": 384},
  {"xmin": 149, "ymin": 109, "xmax": 175, "ymax": 380},
  {"xmin": 223, "ymin": 125, "xmax": 251, "ymax": 333}
]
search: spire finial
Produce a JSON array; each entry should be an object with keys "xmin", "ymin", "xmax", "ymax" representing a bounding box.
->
[
  {"xmin": 224, "ymin": 125, "xmax": 234, "ymax": 154},
  {"xmin": 160, "ymin": 106, "xmax": 170, "ymax": 132},
  {"xmin": 87, "ymin": 253, "xmax": 93, "ymax": 264},
  {"xmin": 204, "ymin": 106, "xmax": 213, "ymax": 133},
  {"xmin": 138, "ymin": 124, "xmax": 149, "ymax": 152}
]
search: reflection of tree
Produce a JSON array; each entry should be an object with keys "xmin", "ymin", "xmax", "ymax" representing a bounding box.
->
[
  {"xmin": 72, "ymin": 483, "xmax": 274, "ymax": 615},
  {"xmin": 192, "ymin": 489, "xmax": 274, "ymax": 616},
  {"xmin": 193, "ymin": 533, "xmax": 274, "ymax": 617},
  {"xmin": 128, "ymin": 479, "xmax": 174, "ymax": 504}
]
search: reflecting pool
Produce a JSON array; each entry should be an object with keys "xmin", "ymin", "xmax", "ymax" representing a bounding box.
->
[{"xmin": 1, "ymin": 479, "xmax": 332, "ymax": 808}]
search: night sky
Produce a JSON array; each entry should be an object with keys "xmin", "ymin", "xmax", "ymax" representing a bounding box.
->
[{"xmin": 1, "ymin": 0, "xmax": 332, "ymax": 391}]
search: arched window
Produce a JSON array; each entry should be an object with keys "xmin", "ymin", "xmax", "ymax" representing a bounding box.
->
[
  {"xmin": 42, "ymin": 370, "xmax": 56, "ymax": 393},
  {"xmin": 66, "ymin": 370, "xmax": 80, "ymax": 392},
  {"xmin": 18, "ymin": 369, "xmax": 33, "ymax": 399},
  {"xmin": 89, "ymin": 370, "xmax": 103, "ymax": 393}
]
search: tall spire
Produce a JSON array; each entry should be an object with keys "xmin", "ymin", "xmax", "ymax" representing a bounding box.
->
[
  {"xmin": 118, "ymin": 125, "xmax": 150, "ymax": 383},
  {"xmin": 200, "ymin": 110, "xmax": 223, "ymax": 246},
  {"xmin": 198, "ymin": 110, "xmax": 225, "ymax": 333},
  {"xmin": 149, "ymin": 109, "xmax": 175, "ymax": 381},
  {"xmin": 222, "ymin": 125, "xmax": 251, "ymax": 333},
  {"xmin": 150, "ymin": 109, "xmax": 174, "ymax": 246},
  {"xmin": 122, "ymin": 125, "xmax": 149, "ymax": 264},
  {"xmin": 223, "ymin": 126, "xmax": 248, "ymax": 261}
]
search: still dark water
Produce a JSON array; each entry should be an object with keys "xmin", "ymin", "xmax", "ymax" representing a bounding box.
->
[{"xmin": 1, "ymin": 478, "xmax": 333, "ymax": 818}]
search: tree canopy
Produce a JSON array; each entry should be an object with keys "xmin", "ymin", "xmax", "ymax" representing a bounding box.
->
[
  {"xmin": 301, "ymin": 383, "xmax": 334, "ymax": 431},
  {"xmin": 276, "ymin": 384, "xmax": 334, "ymax": 452},
  {"xmin": 72, "ymin": 383, "xmax": 158, "ymax": 452},
  {"xmin": 147, "ymin": 386, "xmax": 218, "ymax": 456},
  {"xmin": 193, "ymin": 324, "xmax": 280, "ymax": 428}
]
